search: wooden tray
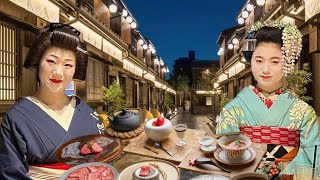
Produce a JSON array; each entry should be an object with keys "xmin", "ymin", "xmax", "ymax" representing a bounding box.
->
[
  {"xmin": 123, "ymin": 128, "xmax": 207, "ymax": 163},
  {"xmin": 178, "ymin": 142, "xmax": 267, "ymax": 178},
  {"xmin": 56, "ymin": 134, "xmax": 123, "ymax": 165}
]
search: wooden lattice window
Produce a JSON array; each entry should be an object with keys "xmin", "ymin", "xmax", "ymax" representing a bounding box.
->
[
  {"xmin": 86, "ymin": 58, "xmax": 105, "ymax": 101},
  {"xmin": 0, "ymin": 22, "xmax": 18, "ymax": 101}
]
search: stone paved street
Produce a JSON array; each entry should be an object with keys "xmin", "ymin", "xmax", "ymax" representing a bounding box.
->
[{"xmin": 114, "ymin": 112, "xmax": 216, "ymax": 180}]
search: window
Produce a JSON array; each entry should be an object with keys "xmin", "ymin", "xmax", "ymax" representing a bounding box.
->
[
  {"xmin": 87, "ymin": 59, "xmax": 105, "ymax": 101},
  {"xmin": 0, "ymin": 22, "xmax": 18, "ymax": 101},
  {"xmin": 206, "ymin": 96, "xmax": 212, "ymax": 105}
]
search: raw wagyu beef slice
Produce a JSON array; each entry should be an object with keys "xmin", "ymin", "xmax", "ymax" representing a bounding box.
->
[
  {"xmin": 91, "ymin": 142, "xmax": 103, "ymax": 153},
  {"xmin": 80, "ymin": 144, "xmax": 91, "ymax": 155},
  {"xmin": 139, "ymin": 165, "xmax": 151, "ymax": 176}
]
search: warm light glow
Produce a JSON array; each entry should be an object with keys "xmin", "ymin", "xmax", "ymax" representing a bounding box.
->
[
  {"xmin": 256, "ymin": 0, "xmax": 265, "ymax": 6},
  {"xmin": 126, "ymin": 16, "xmax": 133, "ymax": 23},
  {"xmin": 196, "ymin": 91, "xmax": 216, "ymax": 95},
  {"xmin": 160, "ymin": 59, "xmax": 164, "ymax": 66},
  {"xmin": 238, "ymin": 17, "xmax": 244, "ymax": 24},
  {"xmin": 217, "ymin": 47, "xmax": 224, "ymax": 56},
  {"xmin": 130, "ymin": 22, "xmax": 137, "ymax": 29},
  {"xmin": 154, "ymin": 58, "xmax": 159, "ymax": 65},
  {"xmin": 109, "ymin": 4, "xmax": 117, "ymax": 13},
  {"xmin": 232, "ymin": 38, "xmax": 239, "ymax": 45},
  {"xmin": 151, "ymin": 49, "xmax": 156, "ymax": 54},
  {"xmin": 138, "ymin": 39, "xmax": 144, "ymax": 45},
  {"xmin": 246, "ymin": 4, "xmax": 254, "ymax": 12},
  {"xmin": 122, "ymin": 9, "xmax": 128, "ymax": 17},
  {"xmin": 228, "ymin": 44, "xmax": 234, "ymax": 49},
  {"xmin": 242, "ymin": 11, "xmax": 249, "ymax": 18},
  {"xmin": 142, "ymin": 44, "xmax": 148, "ymax": 49}
]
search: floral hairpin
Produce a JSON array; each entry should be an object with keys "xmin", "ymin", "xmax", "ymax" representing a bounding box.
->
[{"xmin": 244, "ymin": 20, "xmax": 302, "ymax": 76}]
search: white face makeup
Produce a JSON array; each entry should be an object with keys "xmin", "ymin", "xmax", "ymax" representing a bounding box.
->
[
  {"xmin": 251, "ymin": 42, "xmax": 283, "ymax": 92},
  {"xmin": 38, "ymin": 47, "xmax": 76, "ymax": 94}
]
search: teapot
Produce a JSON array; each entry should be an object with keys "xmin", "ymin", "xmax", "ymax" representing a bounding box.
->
[{"xmin": 108, "ymin": 109, "xmax": 142, "ymax": 131}]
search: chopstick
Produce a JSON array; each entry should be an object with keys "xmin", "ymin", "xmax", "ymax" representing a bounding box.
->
[
  {"xmin": 215, "ymin": 131, "xmax": 245, "ymax": 139},
  {"xmin": 143, "ymin": 146, "xmax": 159, "ymax": 154}
]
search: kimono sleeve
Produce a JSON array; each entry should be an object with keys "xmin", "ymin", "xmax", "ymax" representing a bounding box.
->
[
  {"xmin": 0, "ymin": 113, "xmax": 31, "ymax": 180},
  {"xmin": 216, "ymin": 102, "xmax": 242, "ymax": 134},
  {"xmin": 283, "ymin": 106, "xmax": 320, "ymax": 174}
]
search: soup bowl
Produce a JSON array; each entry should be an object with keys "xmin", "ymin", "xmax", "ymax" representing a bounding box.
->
[{"xmin": 218, "ymin": 134, "xmax": 251, "ymax": 159}]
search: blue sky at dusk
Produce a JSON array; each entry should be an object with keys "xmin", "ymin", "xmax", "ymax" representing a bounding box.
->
[{"xmin": 123, "ymin": 0, "xmax": 246, "ymax": 77}]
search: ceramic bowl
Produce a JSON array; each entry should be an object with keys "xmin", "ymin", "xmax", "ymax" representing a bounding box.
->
[
  {"xmin": 198, "ymin": 136, "xmax": 214, "ymax": 146},
  {"xmin": 200, "ymin": 144, "xmax": 217, "ymax": 154},
  {"xmin": 144, "ymin": 118, "xmax": 172, "ymax": 142},
  {"xmin": 230, "ymin": 172, "xmax": 267, "ymax": 180},
  {"xmin": 218, "ymin": 134, "xmax": 251, "ymax": 159}
]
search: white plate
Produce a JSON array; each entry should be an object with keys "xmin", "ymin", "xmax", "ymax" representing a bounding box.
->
[
  {"xmin": 214, "ymin": 147, "xmax": 256, "ymax": 165},
  {"xmin": 59, "ymin": 162, "xmax": 118, "ymax": 180},
  {"xmin": 190, "ymin": 174, "xmax": 229, "ymax": 180}
]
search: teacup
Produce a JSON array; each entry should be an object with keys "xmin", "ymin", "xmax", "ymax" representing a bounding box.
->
[{"xmin": 218, "ymin": 134, "xmax": 251, "ymax": 159}]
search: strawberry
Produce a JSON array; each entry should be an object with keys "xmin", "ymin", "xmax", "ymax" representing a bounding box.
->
[
  {"xmin": 80, "ymin": 144, "xmax": 91, "ymax": 155},
  {"xmin": 157, "ymin": 117, "xmax": 165, "ymax": 126},
  {"xmin": 152, "ymin": 121, "xmax": 158, "ymax": 126}
]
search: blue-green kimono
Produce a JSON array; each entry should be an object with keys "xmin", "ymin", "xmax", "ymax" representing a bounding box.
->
[{"xmin": 216, "ymin": 86, "xmax": 320, "ymax": 173}]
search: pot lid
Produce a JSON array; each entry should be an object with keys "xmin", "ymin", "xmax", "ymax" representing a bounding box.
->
[{"xmin": 115, "ymin": 109, "xmax": 136, "ymax": 119}]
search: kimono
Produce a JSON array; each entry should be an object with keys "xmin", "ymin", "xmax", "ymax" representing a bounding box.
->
[
  {"xmin": 216, "ymin": 86, "xmax": 320, "ymax": 173},
  {"xmin": 0, "ymin": 96, "xmax": 104, "ymax": 179}
]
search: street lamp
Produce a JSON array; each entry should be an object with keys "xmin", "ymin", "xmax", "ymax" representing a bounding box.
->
[
  {"xmin": 246, "ymin": 4, "xmax": 254, "ymax": 12},
  {"xmin": 130, "ymin": 21, "xmax": 137, "ymax": 29},
  {"xmin": 138, "ymin": 39, "xmax": 144, "ymax": 45},
  {"xmin": 256, "ymin": 0, "xmax": 265, "ymax": 6},
  {"xmin": 109, "ymin": 4, "xmax": 117, "ymax": 13},
  {"xmin": 242, "ymin": 11, "xmax": 249, "ymax": 19},
  {"xmin": 238, "ymin": 17, "xmax": 244, "ymax": 25},
  {"xmin": 126, "ymin": 16, "xmax": 133, "ymax": 23},
  {"xmin": 122, "ymin": 9, "xmax": 128, "ymax": 17}
]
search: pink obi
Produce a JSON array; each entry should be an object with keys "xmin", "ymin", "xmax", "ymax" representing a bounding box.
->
[{"xmin": 239, "ymin": 126, "xmax": 300, "ymax": 146}]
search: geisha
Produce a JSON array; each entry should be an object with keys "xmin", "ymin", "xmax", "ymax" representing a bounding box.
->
[
  {"xmin": 0, "ymin": 23, "xmax": 104, "ymax": 179},
  {"xmin": 216, "ymin": 20, "xmax": 320, "ymax": 173}
]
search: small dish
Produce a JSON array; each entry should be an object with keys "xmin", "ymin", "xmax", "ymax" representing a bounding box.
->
[
  {"xmin": 214, "ymin": 147, "xmax": 256, "ymax": 165},
  {"xmin": 198, "ymin": 137, "xmax": 214, "ymax": 146},
  {"xmin": 200, "ymin": 144, "xmax": 217, "ymax": 153}
]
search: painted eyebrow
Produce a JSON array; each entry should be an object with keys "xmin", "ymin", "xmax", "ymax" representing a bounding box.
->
[
  {"xmin": 47, "ymin": 54, "xmax": 75, "ymax": 62},
  {"xmin": 254, "ymin": 56, "xmax": 281, "ymax": 60}
]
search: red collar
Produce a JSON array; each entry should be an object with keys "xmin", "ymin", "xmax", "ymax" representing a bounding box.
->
[{"xmin": 254, "ymin": 87, "xmax": 283, "ymax": 95}]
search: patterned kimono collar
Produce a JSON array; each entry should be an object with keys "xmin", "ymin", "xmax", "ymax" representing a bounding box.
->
[{"xmin": 249, "ymin": 85, "xmax": 283, "ymax": 108}]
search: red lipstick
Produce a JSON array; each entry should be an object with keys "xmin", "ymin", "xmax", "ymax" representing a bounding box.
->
[{"xmin": 50, "ymin": 79, "xmax": 62, "ymax": 84}]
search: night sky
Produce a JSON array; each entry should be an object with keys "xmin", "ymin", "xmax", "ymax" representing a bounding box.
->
[{"xmin": 123, "ymin": 0, "xmax": 246, "ymax": 77}]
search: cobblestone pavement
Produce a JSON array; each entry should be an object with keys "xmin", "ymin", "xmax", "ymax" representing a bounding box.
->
[{"xmin": 113, "ymin": 111, "xmax": 216, "ymax": 180}]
